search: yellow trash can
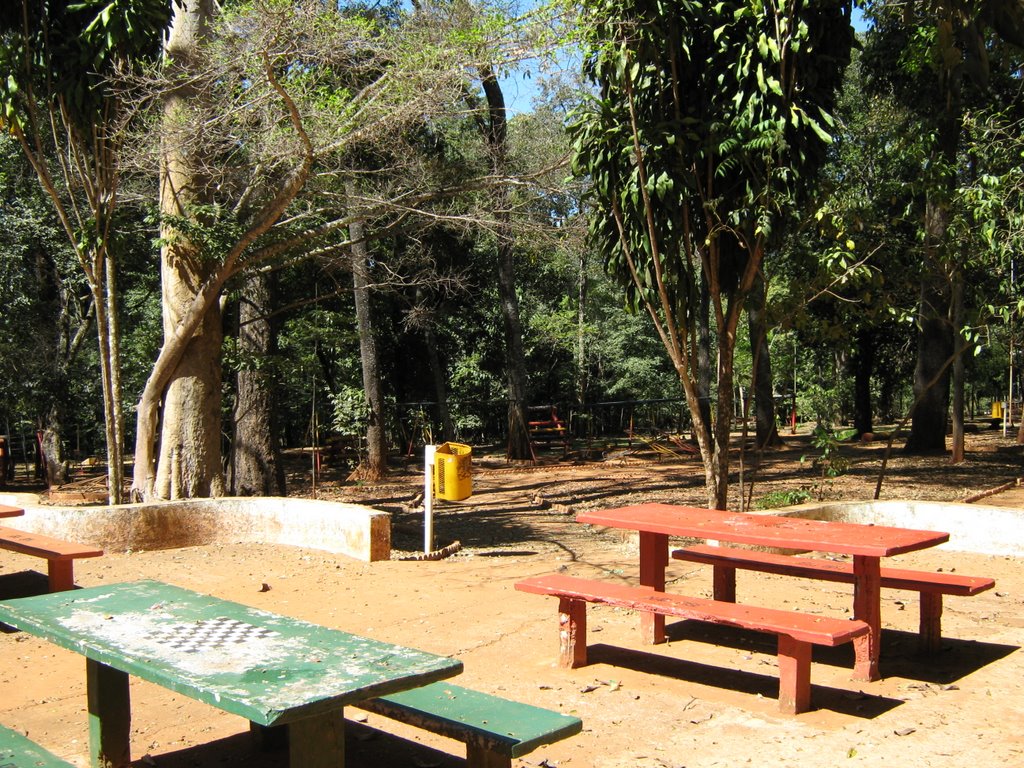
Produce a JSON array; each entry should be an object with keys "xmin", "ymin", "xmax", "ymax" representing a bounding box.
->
[{"xmin": 433, "ymin": 442, "xmax": 472, "ymax": 501}]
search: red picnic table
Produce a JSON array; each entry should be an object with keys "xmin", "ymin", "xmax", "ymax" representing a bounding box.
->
[
  {"xmin": 0, "ymin": 505, "xmax": 23, "ymax": 519},
  {"xmin": 577, "ymin": 502, "xmax": 950, "ymax": 682}
]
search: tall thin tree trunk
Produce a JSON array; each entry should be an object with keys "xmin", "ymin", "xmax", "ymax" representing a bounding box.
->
[
  {"xmin": 696, "ymin": 275, "xmax": 713, "ymax": 435},
  {"xmin": 951, "ymin": 270, "xmax": 965, "ymax": 463},
  {"xmin": 576, "ymin": 251, "xmax": 588, "ymax": 406},
  {"xmin": 479, "ymin": 67, "xmax": 531, "ymax": 460},
  {"xmin": 425, "ymin": 326, "xmax": 455, "ymax": 441},
  {"xmin": 104, "ymin": 247, "xmax": 125, "ymax": 503},
  {"xmin": 746, "ymin": 273, "xmax": 782, "ymax": 449},
  {"xmin": 415, "ymin": 283, "xmax": 453, "ymax": 441},
  {"xmin": 349, "ymin": 199, "xmax": 388, "ymax": 480}
]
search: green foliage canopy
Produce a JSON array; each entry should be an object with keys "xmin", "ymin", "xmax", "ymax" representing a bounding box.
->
[{"xmin": 570, "ymin": 0, "xmax": 854, "ymax": 320}]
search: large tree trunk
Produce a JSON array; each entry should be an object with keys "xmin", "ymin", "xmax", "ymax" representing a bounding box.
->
[
  {"xmin": 350, "ymin": 207, "xmax": 389, "ymax": 481},
  {"xmin": 39, "ymin": 406, "xmax": 69, "ymax": 487},
  {"xmin": 852, "ymin": 327, "xmax": 875, "ymax": 437},
  {"xmin": 746, "ymin": 273, "xmax": 782, "ymax": 449},
  {"xmin": 479, "ymin": 68, "xmax": 531, "ymax": 460},
  {"xmin": 904, "ymin": 212, "xmax": 953, "ymax": 455},
  {"xmin": 151, "ymin": 0, "xmax": 225, "ymax": 499},
  {"xmin": 497, "ymin": 233, "xmax": 531, "ymax": 459},
  {"xmin": 231, "ymin": 270, "xmax": 285, "ymax": 496},
  {"xmin": 132, "ymin": 0, "xmax": 312, "ymax": 500},
  {"xmin": 906, "ymin": 14, "xmax": 962, "ymax": 456}
]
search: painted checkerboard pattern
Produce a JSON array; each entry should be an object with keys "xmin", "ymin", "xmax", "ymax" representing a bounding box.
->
[{"xmin": 150, "ymin": 616, "xmax": 280, "ymax": 653}]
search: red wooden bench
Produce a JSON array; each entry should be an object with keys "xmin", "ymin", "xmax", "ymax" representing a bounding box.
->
[
  {"xmin": 672, "ymin": 544, "xmax": 995, "ymax": 653},
  {"xmin": 527, "ymin": 406, "xmax": 567, "ymax": 439},
  {"xmin": 515, "ymin": 573, "xmax": 868, "ymax": 714},
  {"xmin": 0, "ymin": 526, "xmax": 102, "ymax": 592}
]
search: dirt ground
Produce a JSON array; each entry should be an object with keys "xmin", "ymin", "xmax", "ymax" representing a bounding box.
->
[{"xmin": 0, "ymin": 429, "xmax": 1022, "ymax": 767}]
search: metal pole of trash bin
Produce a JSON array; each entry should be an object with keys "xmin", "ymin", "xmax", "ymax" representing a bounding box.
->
[{"xmin": 423, "ymin": 444, "xmax": 436, "ymax": 555}]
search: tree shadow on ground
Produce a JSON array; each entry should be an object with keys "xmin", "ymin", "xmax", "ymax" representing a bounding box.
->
[
  {"xmin": 664, "ymin": 620, "xmax": 1017, "ymax": 685},
  {"xmin": 0, "ymin": 571, "xmax": 53, "ymax": 609},
  {"xmin": 586, "ymin": 642, "xmax": 902, "ymax": 717},
  {"xmin": 132, "ymin": 720, "xmax": 463, "ymax": 767}
]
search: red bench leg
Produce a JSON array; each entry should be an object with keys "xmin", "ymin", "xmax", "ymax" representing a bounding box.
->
[
  {"xmin": 712, "ymin": 564, "xmax": 737, "ymax": 603},
  {"xmin": 918, "ymin": 592, "xmax": 943, "ymax": 654},
  {"xmin": 776, "ymin": 635, "xmax": 812, "ymax": 714},
  {"xmin": 47, "ymin": 560, "xmax": 75, "ymax": 592},
  {"xmin": 639, "ymin": 532, "xmax": 667, "ymax": 644},
  {"xmin": 558, "ymin": 597, "xmax": 587, "ymax": 668},
  {"xmin": 852, "ymin": 555, "xmax": 882, "ymax": 682}
]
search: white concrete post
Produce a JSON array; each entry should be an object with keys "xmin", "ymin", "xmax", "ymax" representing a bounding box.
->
[{"xmin": 423, "ymin": 444, "xmax": 436, "ymax": 555}]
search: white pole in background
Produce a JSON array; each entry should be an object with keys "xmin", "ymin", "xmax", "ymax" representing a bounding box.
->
[{"xmin": 423, "ymin": 444, "xmax": 436, "ymax": 555}]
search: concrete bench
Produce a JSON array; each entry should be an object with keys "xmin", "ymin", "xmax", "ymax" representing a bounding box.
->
[
  {"xmin": 355, "ymin": 681, "xmax": 582, "ymax": 768},
  {"xmin": 515, "ymin": 573, "xmax": 868, "ymax": 714},
  {"xmin": 0, "ymin": 724, "xmax": 74, "ymax": 767},
  {"xmin": 0, "ymin": 525, "xmax": 102, "ymax": 591},
  {"xmin": 672, "ymin": 544, "xmax": 995, "ymax": 652}
]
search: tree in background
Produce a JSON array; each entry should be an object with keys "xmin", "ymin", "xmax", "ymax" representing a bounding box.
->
[
  {"xmin": 0, "ymin": 133, "xmax": 95, "ymax": 478},
  {"xmin": 862, "ymin": 0, "xmax": 1024, "ymax": 459},
  {"xmin": 571, "ymin": 0, "xmax": 854, "ymax": 508},
  {"xmin": 128, "ymin": 0, "xmax": 475, "ymax": 499},
  {"xmin": 0, "ymin": 0, "xmax": 170, "ymax": 499},
  {"xmin": 230, "ymin": 267, "xmax": 286, "ymax": 496}
]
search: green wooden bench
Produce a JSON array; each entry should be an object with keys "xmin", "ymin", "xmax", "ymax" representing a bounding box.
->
[
  {"xmin": 0, "ymin": 724, "xmax": 75, "ymax": 767},
  {"xmin": 354, "ymin": 681, "xmax": 582, "ymax": 768},
  {"xmin": 672, "ymin": 544, "xmax": 996, "ymax": 652}
]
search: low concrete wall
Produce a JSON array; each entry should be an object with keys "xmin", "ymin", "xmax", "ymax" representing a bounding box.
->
[
  {"xmin": 769, "ymin": 499, "xmax": 1024, "ymax": 556},
  {"xmin": 0, "ymin": 493, "xmax": 390, "ymax": 562}
]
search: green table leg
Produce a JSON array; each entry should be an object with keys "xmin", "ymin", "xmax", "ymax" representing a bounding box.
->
[
  {"xmin": 250, "ymin": 721, "xmax": 288, "ymax": 751},
  {"xmin": 87, "ymin": 658, "xmax": 131, "ymax": 768},
  {"xmin": 288, "ymin": 710, "xmax": 345, "ymax": 767}
]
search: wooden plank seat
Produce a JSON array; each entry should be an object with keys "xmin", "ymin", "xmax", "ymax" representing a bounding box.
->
[
  {"xmin": 672, "ymin": 544, "xmax": 996, "ymax": 653},
  {"xmin": 354, "ymin": 681, "xmax": 583, "ymax": 768},
  {"xmin": 515, "ymin": 574, "xmax": 868, "ymax": 714},
  {"xmin": 0, "ymin": 525, "xmax": 102, "ymax": 592},
  {"xmin": 0, "ymin": 724, "xmax": 75, "ymax": 767}
]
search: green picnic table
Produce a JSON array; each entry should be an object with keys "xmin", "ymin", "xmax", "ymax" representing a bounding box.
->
[{"xmin": 0, "ymin": 579, "xmax": 463, "ymax": 768}]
